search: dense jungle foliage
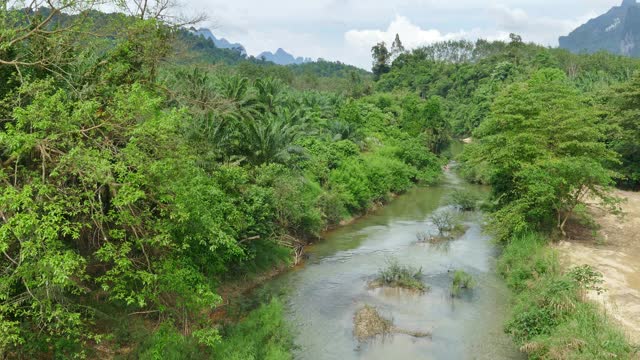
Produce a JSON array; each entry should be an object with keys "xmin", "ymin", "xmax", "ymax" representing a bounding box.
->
[
  {"xmin": 374, "ymin": 36, "xmax": 640, "ymax": 191},
  {"xmin": 0, "ymin": 2, "xmax": 440, "ymax": 358}
]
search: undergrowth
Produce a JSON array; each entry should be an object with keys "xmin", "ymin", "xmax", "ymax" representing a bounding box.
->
[
  {"xmin": 499, "ymin": 232, "xmax": 637, "ymax": 359},
  {"xmin": 212, "ymin": 299, "xmax": 293, "ymax": 360}
]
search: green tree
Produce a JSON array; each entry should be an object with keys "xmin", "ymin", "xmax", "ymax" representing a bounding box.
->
[
  {"xmin": 606, "ymin": 72, "xmax": 640, "ymax": 189},
  {"xmin": 241, "ymin": 109, "xmax": 306, "ymax": 165},
  {"xmin": 371, "ymin": 42, "xmax": 391, "ymax": 80},
  {"xmin": 465, "ymin": 68, "xmax": 619, "ymax": 240}
]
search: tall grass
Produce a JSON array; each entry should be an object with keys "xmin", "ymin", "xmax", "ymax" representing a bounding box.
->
[
  {"xmin": 212, "ymin": 299, "xmax": 293, "ymax": 360},
  {"xmin": 499, "ymin": 232, "xmax": 637, "ymax": 359}
]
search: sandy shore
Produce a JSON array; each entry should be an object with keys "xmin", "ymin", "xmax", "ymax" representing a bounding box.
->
[{"xmin": 556, "ymin": 190, "xmax": 640, "ymax": 345}]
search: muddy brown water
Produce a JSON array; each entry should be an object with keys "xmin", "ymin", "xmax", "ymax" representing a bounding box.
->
[{"xmin": 263, "ymin": 145, "xmax": 524, "ymax": 360}]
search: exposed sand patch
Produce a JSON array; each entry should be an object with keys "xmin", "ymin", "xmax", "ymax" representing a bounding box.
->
[{"xmin": 556, "ymin": 190, "xmax": 640, "ymax": 345}]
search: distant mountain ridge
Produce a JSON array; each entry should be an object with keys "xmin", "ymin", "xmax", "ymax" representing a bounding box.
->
[
  {"xmin": 192, "ymin": 28, "xmax": 247, "ymax": 56},
  {"xmin": 258, "ymin": 48, "xmax": 313, "ymax": 65},
  {"xmin": 191, "ymin": 28, "xmax": 314, "ymax": 65},
  {"xmin": 560, "ymin": 0, "xmax": 640, "ymax": 57}
]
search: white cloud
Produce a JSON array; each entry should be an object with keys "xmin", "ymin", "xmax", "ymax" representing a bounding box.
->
[
  {"xmin": 489, "ymin": 4, "xmax": 599, "ymax": 45},
  {"xmin": 345, "ymin": 15, "xmax": 466, "ymax": 49},
  {"xmin": 188, "ymin": 0, "xmax": 621, "ymax": 69},
  {"xmin": 343, "ymin": 15, "xmax": 509, "ymax": 69},
  {"xmin": 341, "ymin": 5, "xmax": 602, "ymax": 69}
]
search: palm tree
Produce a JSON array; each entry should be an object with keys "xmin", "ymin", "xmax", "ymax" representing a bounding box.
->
[
  {"xmin": 254, "ymin": 77, "xmax": 284, "ymax": 113},
  {"xmin": 241, "ymin": 107, "xmax": 307, "ymax": 165},
  {"xmin": 326, "ymin": 120, "xmax": 363, "ymax": 144},
  {"xmin": 216, "ymin": 74, "xmax": 260, "ymax": 121}
]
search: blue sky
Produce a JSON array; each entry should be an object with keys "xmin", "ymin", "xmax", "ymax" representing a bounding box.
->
[{"xmin": 192, "ymin": 0, "xmax": 626, "ymax": 68}]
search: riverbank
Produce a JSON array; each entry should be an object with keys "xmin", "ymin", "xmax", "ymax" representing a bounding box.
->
[
  {"xmin": 499, "ymin": 231, "xmax": 638, "ymax": 358},
  {"xmin": 209, "ymin": 188, "xmax": 421, "ymax": 323},
  {"xmin": 555, "ymin": 189, "xmax": 640, "ymax": 345}
]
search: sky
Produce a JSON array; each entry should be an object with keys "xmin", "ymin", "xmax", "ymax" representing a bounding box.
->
[{"xmin": 190, "ymin": 0, "xmax": 626, "ymax": 69}]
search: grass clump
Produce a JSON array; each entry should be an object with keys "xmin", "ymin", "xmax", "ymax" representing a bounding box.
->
[
  {"xmin": 372, "ymin": 260, "xmax": 428, "ymax": 292},
  {"xmin": 498, "ymin": 232, "xmax": 558, "ymax": 292},
  {"xmin": 500, "ymin": 232, "xmax": 637, "ymax": 359},
  {"xmin": 450, "ymin": 270, "xmax": 474, "ymax": 297}
]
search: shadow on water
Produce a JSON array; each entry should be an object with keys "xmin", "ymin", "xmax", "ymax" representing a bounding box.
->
[{"xmin": 264, "ymin": 143, "xmax": 524, "ymax": 360}]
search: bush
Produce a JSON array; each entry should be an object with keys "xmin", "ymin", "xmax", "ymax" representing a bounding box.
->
[
  {"xmin": 521, "ymin": 302, "xmax": 636, "ymax": 359},
  {"xmin": 451, "ymin": 270, "xmax": 474, "ymax": 297},
  {"xmin": 329, "ymin": 152, "xmax": 417, "ymax": 214},
  {"xmin": 506, "ymin": 276, "xmax": 580, "ymax": 341},
  {"xmin": 134, "ymin": 322, "xmax": 205, "ymax": 360},
  {"xmin": 448, "ymin": 190, "xmax": 481, "ymax": 211},
  {"xmin": 329, "ymin": 158, "xmax": 373, "ymax": 212},
  {"xmin": 373, "ymin": 259, "xmax": 427, "ymax": 292},
  {"xmin": 498, "ymin": 233, "xmax": 557, "ymax": 292},
  {"xmin": 430, "ymin": 210, "xmax": 459, "ymax": 236},
  {"xmin": 395, "ymin": 136, "xmax": 442, "ymax": 183},
  {"xmin": 255, "ymin": 164, "xmax": 324, "ymax": 238},
  {"xmin": 317, "ymin": 190, "xmax": 348, "ymax": 227},
  {"xmin": 363, "ymin": 152, "xmax": 416, "ymax": 197}
]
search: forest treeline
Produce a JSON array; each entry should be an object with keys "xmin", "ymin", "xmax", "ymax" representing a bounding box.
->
[
  {"xmin": 1, "ymin": 0, "xmax": 640, "ymax": 358},
  {"xmin": 374, "ymin": 35, "xmax": 640, "ymax": 190}
]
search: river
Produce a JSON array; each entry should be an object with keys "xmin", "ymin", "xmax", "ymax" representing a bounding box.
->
[{"xmin": 263, "ymin": 146, "xmax": 524, "ymax": 360}]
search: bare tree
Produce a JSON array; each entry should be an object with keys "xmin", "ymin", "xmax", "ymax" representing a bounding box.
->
[
  {"xmin": 430, "ymin": 210, "xmax": 457, "ymax": 236},
  {"xmin": 1, "ymin": 0, "xmax": 206, "ymax": 82},
  {"xmin": 0, "ymin": 0, "xmax": 101, "ymax": 82},
  {"xmin": 114, "ymin": 0, "xmax": 206, "ymax": 26}
]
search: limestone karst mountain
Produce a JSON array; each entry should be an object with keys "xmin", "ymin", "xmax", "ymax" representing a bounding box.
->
[{"xmin": 560, "ymin": 0, "xmax": 640, "ymax": 57}]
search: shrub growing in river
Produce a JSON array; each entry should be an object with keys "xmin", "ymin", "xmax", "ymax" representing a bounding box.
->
[
  {"xmin": 428, "ymin": 210, "xmax": 467, "ymax": 241},
  {"xmin": 430, "ymin": 210, "xmax": 457, "ymax": 236},
  {"xmin": 450, "ymin": 270, "xmax": 474, "ymax": 297},
  {"xmin": 448, "ymin": 189, "xmax": 481, "ymax": 211}
]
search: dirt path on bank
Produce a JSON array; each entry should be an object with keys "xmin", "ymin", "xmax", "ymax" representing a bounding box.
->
[{"xmin": 556, "ymin": 190, "xmax": 640, "ymax": 345}]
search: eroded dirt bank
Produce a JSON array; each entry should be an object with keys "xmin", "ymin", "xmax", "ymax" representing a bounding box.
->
[{"xmin": 556, "ymin": 190, "xmax": 640, "ymax": 344}]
